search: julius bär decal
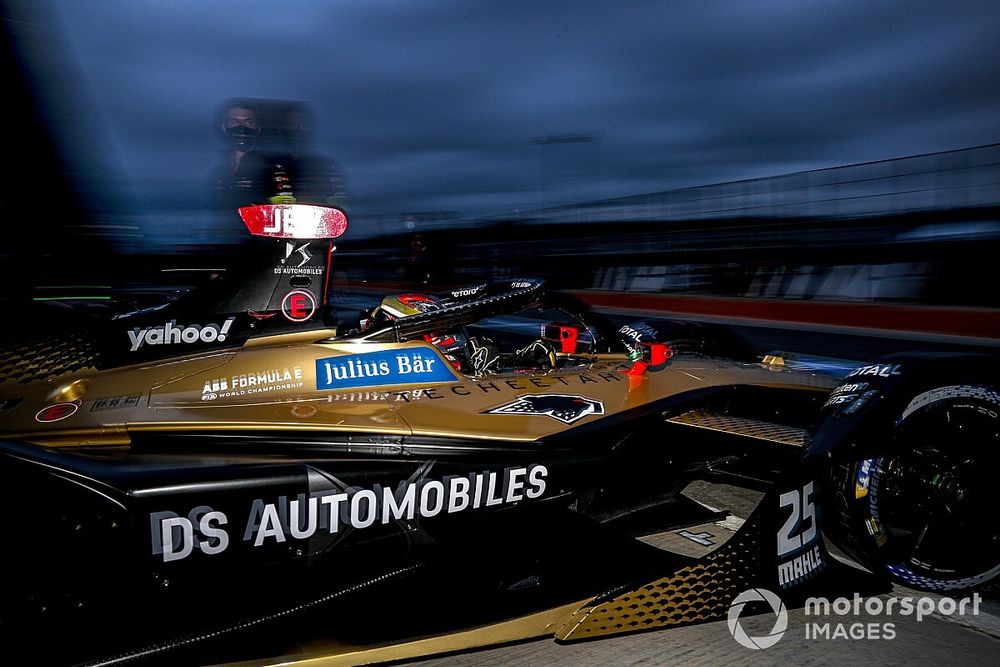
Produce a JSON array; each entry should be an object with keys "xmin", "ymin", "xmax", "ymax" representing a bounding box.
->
[{"xmin": 316, "ymin": 348, "xmax": 458, "ymax": 390}]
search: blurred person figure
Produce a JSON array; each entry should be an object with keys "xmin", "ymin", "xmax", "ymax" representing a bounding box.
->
[
  {"xmin": 211, "ymin": 100, "xmax": 276, "ymax": 215},
  {"xmin": 404, "ymin": 233, "xmax": 430, "ymax": 283},
  {"xmin": 277, "ymin": 106, "xmax": 349, "ymax": 211}
]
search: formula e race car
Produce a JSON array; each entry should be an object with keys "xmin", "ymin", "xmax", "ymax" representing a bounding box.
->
[{"xmin": 0, "ymin": 204, "xmax": 996, "ymax": 665}]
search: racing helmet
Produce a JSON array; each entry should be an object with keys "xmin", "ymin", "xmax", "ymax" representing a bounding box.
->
[{"xmin": 364, "ymin": 293, "xmax": 442, "ymax": 329}]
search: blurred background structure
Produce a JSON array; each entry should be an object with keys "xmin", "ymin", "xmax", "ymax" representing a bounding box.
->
[
  {"xmin": 338, "ymin": 143, "xmax": 1000, "ymax": 314},
  {"xmin": 0, "ymin": 0, "xmax": 997, "ymax": 337}
]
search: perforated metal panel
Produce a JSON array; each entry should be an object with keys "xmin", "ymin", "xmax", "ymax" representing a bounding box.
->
[
  {"xmin": 555, "ymin": 514, "xmax": 760, "ymax": 640},
  {"xmin": 667, "ymin": 409, "xmax": 809, "ymax": 447}
]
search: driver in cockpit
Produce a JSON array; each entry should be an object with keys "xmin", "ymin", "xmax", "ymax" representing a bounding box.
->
[{"xmin": 360, "ymin": 292, "xmax": 559, "ymax": 376}]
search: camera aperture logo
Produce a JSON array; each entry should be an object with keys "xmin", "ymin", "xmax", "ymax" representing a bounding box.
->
[{"xmin": 727, "ymin": 588, "xmax": 788, "ymax": 649}]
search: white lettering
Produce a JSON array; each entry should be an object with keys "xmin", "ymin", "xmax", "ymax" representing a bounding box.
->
[
  {"xmin": 128, "ymin": 318, "xmax": 236, "ymax": 351},
  {"xmin": 420, "ymin": 481, "xmax": 445, "ymax": 517},
  {"xmin": 198, "ymin": 511, "xmax": 229, "ymax": 555},
  {"xmin": 254, "ymin": 504, "xmax": 286, "ymax": 546},
  {"xmin": 289, "ymin": 497, "xmax": 318, "ymax": 539},
  {"xmin": 525, "ymin": 464, "xmax": 547, "ymax": 499},
  {"xmin": 383, "ymin": 483, "xmax": 416, "ymax": 522},
  {"xmin": 128, "ymin": 329, "xmax": 146, "ymax": 352},
  {"xmin": 447, "ymin": 477, "xmax": 470, "ymax": 513},
  {"xmin": 321, "ymin": 493, "xmax": 348, "ymax": 533},
  {"xmin": 351, "ymin": 490, "xmax": 377, "ymax": 528},
  {"xmin": 505, "ymin": 468, "xmax": 525, "ymax": 502},
  {"xmin": 161, "ymin": 517, "xmax": 193, "ymax": 562},
  {"xmin": 163, "ymin": 465, "xmax": 553, "ymax": 560}
]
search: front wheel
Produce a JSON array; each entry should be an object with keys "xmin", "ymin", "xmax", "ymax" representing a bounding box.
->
[{"xmin": 841, "ymin": 385, "xmax": 1000, "ymax": 591}]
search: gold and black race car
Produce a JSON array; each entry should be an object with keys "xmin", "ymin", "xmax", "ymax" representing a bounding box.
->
[{"xmin": 0, "ymin": 205, "xmax": 996, "ymax": 665}]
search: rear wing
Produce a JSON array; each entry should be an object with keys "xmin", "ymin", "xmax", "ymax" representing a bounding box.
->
[
  {"xmin": 238, "ymin": 204, "xmax": 348, "ymax": 240},
  {"xmin": 101, "ymin": 205, "xmax": 348, "ymax": 365},
  {"xmin": 235, "ymin": 204, "xmax": 348, "ymax": 318}
]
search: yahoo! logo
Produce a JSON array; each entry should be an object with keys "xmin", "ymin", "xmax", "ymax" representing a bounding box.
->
[{"xmin": 128, "ymin": 317, "xmax": 235, "ymax": 352}]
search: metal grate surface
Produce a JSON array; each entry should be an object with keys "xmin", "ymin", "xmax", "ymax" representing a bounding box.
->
[
  {"xmin": 667, "ymin": 409, "xmax": 809, "ymax": 447},
  {"xmin": 555, "ymin": 513, "xmax": 760, "ymax": 640}
]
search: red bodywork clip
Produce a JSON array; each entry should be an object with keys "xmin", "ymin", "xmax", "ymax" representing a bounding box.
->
[
  {"xmin": 623, "ymin": 342, "xmax": 674, "ymax": 376},
  {"xmin": 542, "ymin": 324, "xmax": 579, "ymax": 354}
]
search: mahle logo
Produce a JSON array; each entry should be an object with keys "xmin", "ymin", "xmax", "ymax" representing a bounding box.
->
[{"xmin": 728, "ymin": 588, "xmax": 788, "ymax": 649}]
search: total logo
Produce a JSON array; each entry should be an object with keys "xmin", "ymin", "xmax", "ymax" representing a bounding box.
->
[
  {"xmin": 282, "ymin": 289, "xmax": 317, "ymax": 322},
  {"xmin": 846, "ymin": 364, "xmax": 902, "ymax": 378},
  {"xmin": 128, "ymin": 317, "xmax": 235, "ymax": 352}
]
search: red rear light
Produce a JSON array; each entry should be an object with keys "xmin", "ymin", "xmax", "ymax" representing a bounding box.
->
[{"xmin": 239, "ymin": 204, "xmax": 348, "ymax": 239}]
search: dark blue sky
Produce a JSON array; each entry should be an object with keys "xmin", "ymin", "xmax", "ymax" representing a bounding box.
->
[{"xmin": 24, "ymin": 1, "xmax": 1000, "ymax": 228}]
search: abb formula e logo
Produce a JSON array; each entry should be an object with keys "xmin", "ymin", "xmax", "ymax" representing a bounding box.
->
[
  {"xmin": 484, "ymin": 394, "xmax": 604, "ymax": 424},
  {"xmin": 282, "ymin": 289, "xmax": 317, "ymax": 322}
]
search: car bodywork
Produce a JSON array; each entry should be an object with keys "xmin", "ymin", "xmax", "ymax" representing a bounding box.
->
[{"xmin": 0, "ymin": 205, "xmax": 994, "ymax": 665}]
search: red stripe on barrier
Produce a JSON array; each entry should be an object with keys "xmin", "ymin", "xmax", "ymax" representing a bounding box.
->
[{"xmin": 569, "ymin": 291, "xmax": 1000, "ymax": 340}]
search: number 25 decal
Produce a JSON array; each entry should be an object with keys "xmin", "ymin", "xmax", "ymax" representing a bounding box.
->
[{"xmin": 777, "ymin": 481, "xmax": 817, "ymax": 557}]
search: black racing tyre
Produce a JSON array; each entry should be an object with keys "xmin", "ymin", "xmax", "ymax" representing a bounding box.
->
[{"xmin": 836, "ymin": 385, "xmax": 1000, "ymax": 591}]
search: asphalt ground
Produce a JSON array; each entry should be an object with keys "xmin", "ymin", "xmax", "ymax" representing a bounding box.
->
[{"xmin": 404, "ymin": 598, "xmax": 1000, "ymax": 667}]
